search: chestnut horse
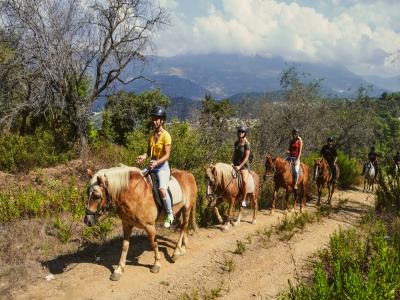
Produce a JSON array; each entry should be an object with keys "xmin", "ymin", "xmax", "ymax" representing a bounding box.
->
[
  {"xmin": 314, "ymin": 158, "xmax": 340, "ymax": 205},
  {"xmin": 84, "ymin": 166, "xmax": 197, "ymax": 281},
  {"xmin": 264, "ymin": 155, "xmax": 309, "ymax": 212},
  {"xmin": 205, "ymin": 163, "xmax": 260, "ymax": 231}
]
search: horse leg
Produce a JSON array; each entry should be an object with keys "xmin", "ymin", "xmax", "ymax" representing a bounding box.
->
[
  {"xmin": 213, "ymin": 198, "xmax": 224, "ymax": 224},
  {"xmin": 251, "ymin": 193, "xmax": 258, "ymax": 224},
  {"xmin": 144, "ymin": 224, "xmax": 162, "ymax": 273},
  {"xmin": 363, "ymin": 177, "xmax": 366, "ymax": 193},
  {"xmin": 329, "ymin": 182, "xmax": 335, "ymax": 205},
  {"xmin": 110, "ymin": 222, "xmax": 133, "ymax": 281},
  {"xmin": 293, "ymin": 187, "xmax": 298, "ymax": 211},
  {"xmin": 223, "ymin": 198, "xmax": 235, "ymax": 232},
  {"xmin": 271, "ymin": 187, "xmax": 278, "ymax": 213},
  {"xmin": 232, "ymin": 203, "xmax": 242, "ymax": 227},
  {"xmin": 317, "ymin": 183, "xmax": 322, "ymax": 206},
  {"xmin": 301, "ymin": 182, "xmax": 308, "ymax": 213},
  {"xmin": 172, "ymin": 207, "xmax": 190, "ymax": 262},
  {"xmin": 285, "ymin": 186, "xmax": 290, "ymax": 211}
]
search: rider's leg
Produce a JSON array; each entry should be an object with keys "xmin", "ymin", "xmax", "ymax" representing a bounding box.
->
[
  {"xmin": 330, "ymin": 163, "xmax": 337, "ymax": 180},
  {"xmin": 240, "ymin": 168, "xmax": 249, "ymax": 207},
  {"xmin": 293, "ymin": 159, "xmax": 300, "ymax": 189},
  {"xmin": 156, "ymin": 164, "xmax": 174, "ymax": 228}
]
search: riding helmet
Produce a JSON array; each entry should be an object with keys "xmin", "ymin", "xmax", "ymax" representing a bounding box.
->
[
  {"xmin": 151, "ymin": 106, "xmax": 167, "ymax": 120},
  {"xmin": 292, "ymin": 128, "xmax": 299, "ymax": 134},
  {"xmin": 327, "ymin": 137, "xmax": 334, "ymax": 142},
  {"xmin": 237, "ymin": 125, "xmax": 248, "ymax": 133}
]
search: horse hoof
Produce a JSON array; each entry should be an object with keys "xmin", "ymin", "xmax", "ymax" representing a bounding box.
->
[
  {"xmin": 172, "ymin": 254, "xmax": 179, "ymax": 262},
  {"xmin": 251, "ymin": 220, "xmax": 257, "ymax": 225},
  {"xmin": 150, "ymin": 264, "xmax": 160, "ymax": 273},
  {"xmin": 232, "ymin": 221, "xmax": 240, "ymax": 227},
  {"xmin": 110, "ymin": 272, "xmax": 122, "ymax": 281},
  {"xmin": 222, "ymin": 225, "xmax": 230, "ymax": 232}
]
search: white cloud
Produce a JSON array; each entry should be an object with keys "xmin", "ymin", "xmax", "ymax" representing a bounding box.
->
[{"xmin": 154, "ymin": 0, "xmax": 400, "ymax": 76}]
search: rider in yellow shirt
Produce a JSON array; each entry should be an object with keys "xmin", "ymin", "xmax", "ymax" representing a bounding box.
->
[{"xmin": 137, "ymin": 107, "xmax": 173, "ymax": 228}]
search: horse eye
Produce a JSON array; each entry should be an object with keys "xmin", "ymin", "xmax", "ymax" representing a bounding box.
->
[{"xmin": 93, "ymin": 192, "xmax": 101, "ymax": 199}]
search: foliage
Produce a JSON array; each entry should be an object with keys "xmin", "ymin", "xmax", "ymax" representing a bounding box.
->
[
  {"xmin": 336, "ymin": 151, "xmax": 362, "ymax": 188},
  {"xmin": 0, "ymin": 129, "xmax": 75, "ymax": 173},
  {"xmin": 105, "ymin": 90, "xmax": 170, "ymax": 144},
  {"xmin": 0, "ymin": 176, "xmax": 83, "ymax": 223},
  {"xmin": 281, "ymin": 219, "xmax": 400, "ymax": 300}
]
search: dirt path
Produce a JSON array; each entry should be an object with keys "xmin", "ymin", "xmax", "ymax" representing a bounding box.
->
[{"xmin": 13, "ymin": 187, "xmax": 374, "ymax": 300}]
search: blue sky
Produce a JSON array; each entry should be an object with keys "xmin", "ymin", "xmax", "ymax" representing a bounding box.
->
[{"xmin": 155, "ymin": 0, "xmax": 400, "ymax": 78}]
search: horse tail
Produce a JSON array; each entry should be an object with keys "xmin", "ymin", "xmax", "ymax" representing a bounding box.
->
[{"xmin": 190, "ymin": 202, "xmax": 199, "ymax": 232}]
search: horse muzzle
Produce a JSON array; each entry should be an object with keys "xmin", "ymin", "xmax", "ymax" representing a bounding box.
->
[{"xmin": 84, "ymin": 210, "xmax": 97, "ymax": 227}]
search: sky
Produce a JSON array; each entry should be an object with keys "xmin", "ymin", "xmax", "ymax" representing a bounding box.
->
[{"xmin": 155, "ymin": 0, "xmax": 400, "ymax": 78}]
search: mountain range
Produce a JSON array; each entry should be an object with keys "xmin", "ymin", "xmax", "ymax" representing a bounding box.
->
[{"xmin": 92, "ymin": 53, "xmax": 399, "ymax": 113}]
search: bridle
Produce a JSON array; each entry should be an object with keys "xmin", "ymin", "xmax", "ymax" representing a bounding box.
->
[
  {"xmin": 85, "ymin": 181, "xmax": 112, "ymax": 217},
  {"xmin": 206, "ymin": 167, "xmax": 239, "ymax": 200}
]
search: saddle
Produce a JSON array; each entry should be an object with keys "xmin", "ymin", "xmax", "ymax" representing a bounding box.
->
[
  {"xmin": 145, "ymin": 172, "xmax": 183, "ymax": 213},
  {"xmin": 235, "ymin": 169, "xmax": 255, "ymax": 195}
]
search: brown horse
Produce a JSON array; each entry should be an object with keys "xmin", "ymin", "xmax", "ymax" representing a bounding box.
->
[
  {"xmin": 264, "ymin": 155, "xmax": 309, "ymax": 212},
  {"xmin": 314, "ymin": 158, "xmax": 340, "ymax": 205},
  {"xmin": 84, "ymin": 166, "xmax": 197, "ymax": 281},
  {"xmin": 205, "ymin": 163, "xmax": 260, "ymax": 231}
]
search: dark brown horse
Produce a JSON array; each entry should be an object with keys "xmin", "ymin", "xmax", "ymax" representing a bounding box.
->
[
  {"xmin": 314, "ymin": 158, "xmax": 340, "ymax": 205},
  {"xmin": 205, "ymin": 163, "xmax": 260, "ymax": 232},
  {"xmin": 84, "ymin": 166, "xmax": 197, "ymax": 280},
  {"xmin": 264, "ymin": 155, "xmax": 309, "ymax": 212}
]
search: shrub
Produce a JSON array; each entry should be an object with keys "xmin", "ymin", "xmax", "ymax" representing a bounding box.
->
[
  {"xmin": 0, "ymin": 129, "xmax": 74, "ymax": 173},
  {"xmin": 336, "ymin": 151, "xmax": 361, "ymax": 188}
]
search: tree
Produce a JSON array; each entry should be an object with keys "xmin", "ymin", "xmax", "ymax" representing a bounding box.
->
[
  {"xmin": 105, "ymin": 89, "xmax": 169, "ymax": 144},
  {"xmin": 198, "ymin": 94, "xmax": 237, "ymax": 162},
  {"xmin": 1, "ymin": 0, "xmax": 167, "ymax": 156}
]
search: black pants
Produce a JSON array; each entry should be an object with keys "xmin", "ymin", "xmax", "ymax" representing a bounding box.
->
[{"xmin": 328, "ymin": 163, "xmax": 337, "ymax": 180}]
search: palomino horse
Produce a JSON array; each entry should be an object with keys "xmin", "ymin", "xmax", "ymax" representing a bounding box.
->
[
  {"xmin": 205, "ymin": 163, "xmax": 260, "ymax": 231},
  {"xmin": 314, "ymin": 158, "xmax": 340, "ymax": 205},
  {"xmin": 363, "ymin": 162, "xmax": 376, "ymax": 192},
  {"xmin": 264, "ymin": 155, "xmax": 309, "ymax": 212},
  {"xmin": 84, "ymin": 166, "xmax": 197, "ymax": 280}
]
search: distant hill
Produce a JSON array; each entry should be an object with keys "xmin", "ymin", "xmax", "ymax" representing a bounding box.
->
[
  {"xmin": 363, "ymin": 75, "xmax": 400, "ymax": 92},
  {"xmin": 119, "ymin": 53, "xmax": 389, "ymax": 98},
  {"xmin": 92, "ymin": 53, "xmax": 395, "ymax": 113}
]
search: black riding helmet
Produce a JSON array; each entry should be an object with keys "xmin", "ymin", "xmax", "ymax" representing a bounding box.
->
[
  {"xmin": 237, "ymin": 125, "xmax": 248, "ymax": 134},
  {"xmin": 151, "ymin": 106, "xmax": 167, "ymax": 121},
  {"xmin": 327, "ymin": 137, "xmax": 334, "ymax": 142},
  {"xmin": 292, "ymin": 128, "xmax": 299, "ymax": 134}
]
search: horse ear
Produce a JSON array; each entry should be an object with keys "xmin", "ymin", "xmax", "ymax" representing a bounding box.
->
[
  {"xmin": 87, "ymin": 169, "xmax": 94, "ymax": 178},
  {"xmin": 97, "ymin": 175, "xmax": 104, "ymax": 186}
]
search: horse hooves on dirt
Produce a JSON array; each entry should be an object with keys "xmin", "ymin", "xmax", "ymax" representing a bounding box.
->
[
  {"xmin": 150, "ymin": 264, "xmax": 161, "ymax": 273},
  {"xmin": 232, "ymin": 221, "xmax": 240, "ymax": 227},
  {"xmin": 222, "ymin": 224, "xmax": 230, "ymax": 232},
  {"xmin": 251, "ymin": 220, "xmax": 257, "ymax": 225},
  {"xmin": 110, "ymin": 272, "xmax": 122, "ymax": 281}
]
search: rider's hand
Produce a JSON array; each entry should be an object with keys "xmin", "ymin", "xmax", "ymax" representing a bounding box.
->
[
  {"xmin": 149, "ymin": 160, "xmax": 158, "ymax": 170},
  {"xmin": 136, "ymin": 155, "xmax": 145, "ymax": 164},
  {"xmin": 234, "ymin": 165, "xmax": 240, "ymax": 171}
]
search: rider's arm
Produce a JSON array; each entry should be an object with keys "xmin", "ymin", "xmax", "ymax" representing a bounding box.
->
[{"xmin": 297, "ymin": 137, "xmax": 303, "ymax": 160}]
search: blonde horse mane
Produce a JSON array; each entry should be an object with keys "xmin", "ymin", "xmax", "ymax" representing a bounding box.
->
[
  {"xmin": 90, "ymin": 166, "xmax": 142, "ymax": 200},
  {"xmin": 213, "ymin": 162, "xmax": 236, "ymax": 188}
]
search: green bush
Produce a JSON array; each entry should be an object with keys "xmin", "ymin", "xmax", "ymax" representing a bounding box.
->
[
  {"xmin": 0, "ymin": 129, "xmax": 74, "ymax": 173},
  {"xmin": 0, "ymin": 176, "xmax": 83, "ymax": 223},
  {"xmin": 336, "ymin": 151, "xmax": 361, "ymax": 188},
  {"xmin": 281, "ymin": 222, "xmax": 400, "ymax": 299}
]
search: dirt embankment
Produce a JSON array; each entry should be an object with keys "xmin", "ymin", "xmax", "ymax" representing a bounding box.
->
[{"xmin": 10, "ymin": 187, "xmax": 374, "ymax": 300}]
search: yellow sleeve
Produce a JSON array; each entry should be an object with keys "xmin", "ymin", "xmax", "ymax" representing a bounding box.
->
[{"xmin": 163, "ymin": 131, "xmax": 172, "ymax": 145}]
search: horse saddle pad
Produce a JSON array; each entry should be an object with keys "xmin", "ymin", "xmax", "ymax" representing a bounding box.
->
[
  {"xmin": 148, "ymin": 173, "xmax": 183, "ymax": 207},
  {"xmin": 247, "ymin": 174, "xmax": 255, "ymax": 194}
]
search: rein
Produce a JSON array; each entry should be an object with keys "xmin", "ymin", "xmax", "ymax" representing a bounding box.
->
[
  {"xmin": 207, "ymin": 167, "xmax": 239, "ymax": 200},
  {"xmin": 86, "ymin": 179, "xmax": 113, "ymax": 217}
]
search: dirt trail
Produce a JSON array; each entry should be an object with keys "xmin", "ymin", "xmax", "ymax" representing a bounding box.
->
[{"xmin": 13, "ymin": 187, "xmax": 374, "ymax": 300}]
